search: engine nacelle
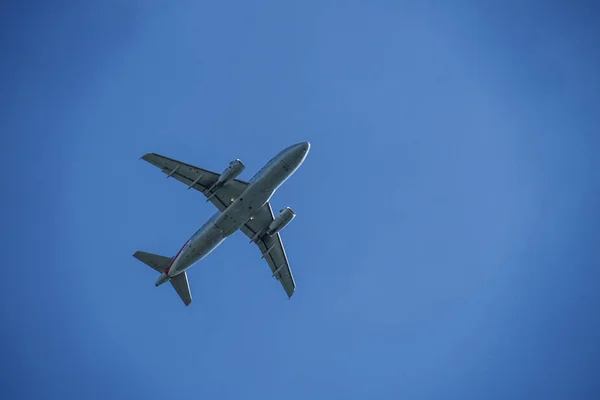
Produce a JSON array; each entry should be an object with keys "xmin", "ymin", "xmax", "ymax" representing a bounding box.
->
[
  {"xmin": 216, "ymin": 159, "xmax": 245, "ymax": 186},
  {"xmin": 267, "ymin": 207, "xmax": 296, "ymax": 236}
]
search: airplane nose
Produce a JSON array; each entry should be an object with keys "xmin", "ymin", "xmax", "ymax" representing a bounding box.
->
[
  {"xmin": 294, "ymin": 141, "xmax": 310, "ymax": 155},
  {"xmin": 302, "ymin": 141, "xmax": 310, "ymax": 153}
]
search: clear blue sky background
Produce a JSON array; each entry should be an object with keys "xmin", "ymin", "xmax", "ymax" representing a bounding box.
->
[{"xmin": 1, "ymin": 1, "xmax": 599, "ymax": 399}]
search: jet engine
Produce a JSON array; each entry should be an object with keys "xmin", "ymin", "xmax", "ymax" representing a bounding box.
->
[
  {"xmin": 215, "ymin": 159, "xmax": 245, "ymax": 187},
  {"xmin": 266, "ymin": 207, "xmax": 296, "ymax": 236}
]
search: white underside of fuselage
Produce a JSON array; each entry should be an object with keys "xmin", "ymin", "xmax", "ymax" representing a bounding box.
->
[{"xmin": 167, "ymin": 157, "xmax": 295, "ymax": 277}]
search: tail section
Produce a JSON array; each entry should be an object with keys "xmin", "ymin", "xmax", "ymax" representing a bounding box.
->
[
  {"xmin": 170, "ymin": 272, "xmax": 192, "ymax": 306},
  {"xmin": 132, "ymin": 251, "xmax": 193, "ymax": 306},
  {"xmin": 133, "ymin": 251, "xmax": 171, "ymax": 272},
  {"xmin": 155, "ymin": 272, "xmax": 170, "ymax": 287}
]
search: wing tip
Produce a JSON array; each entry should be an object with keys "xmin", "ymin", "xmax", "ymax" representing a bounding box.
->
[{"xmin": 140, "ymin": 153, "xmax": 154, "ymax": 161}]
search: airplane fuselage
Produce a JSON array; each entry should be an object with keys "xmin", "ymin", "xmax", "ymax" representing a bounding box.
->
[{"xmin": 155, "ymin": 142, "xmax": 310, "ymax": 286}]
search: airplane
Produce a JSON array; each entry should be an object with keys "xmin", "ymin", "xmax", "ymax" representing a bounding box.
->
[{"xmin": 133, "ymin": 141, "xmax": 311, "ymax": 306}]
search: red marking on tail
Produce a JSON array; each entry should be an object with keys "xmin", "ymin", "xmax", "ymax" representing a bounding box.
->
[{"xmin": 165, "ymin": 240, "xmax": 189, "ymax": 274}]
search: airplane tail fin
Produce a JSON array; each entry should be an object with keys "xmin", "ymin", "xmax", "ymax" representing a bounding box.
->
[{"xmin": 132, "ymin": 251, "xmax": 193, "ymax": 306}]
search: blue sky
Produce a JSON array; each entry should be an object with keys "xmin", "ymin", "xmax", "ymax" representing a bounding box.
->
[{"xmin": 1, "ymin": 1, "xmax": 599, "ymax": 399}]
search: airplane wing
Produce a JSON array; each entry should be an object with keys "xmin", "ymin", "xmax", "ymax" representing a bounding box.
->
[
  {"xmin": 239, "ymin": 203, "xmax": 296, "ymax": 298},
  {"xmin": 140, "ymin": 153, "xmax": 249, "ymax": 211}
]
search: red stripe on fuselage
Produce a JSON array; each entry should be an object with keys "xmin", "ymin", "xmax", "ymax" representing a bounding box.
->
[{"xmin": 165, "ymin": 240, "xmax": 189, "ymax": 275}]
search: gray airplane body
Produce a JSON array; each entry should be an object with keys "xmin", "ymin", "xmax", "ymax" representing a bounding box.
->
[{"xmin": 133, "ymin": 142, "xmax": 310, "ymax": 306}]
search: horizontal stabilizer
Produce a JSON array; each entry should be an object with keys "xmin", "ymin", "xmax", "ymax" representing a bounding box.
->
[
  {"xmin": 133, "ymin": 251, "xmax": 172, "ymax": 273},
  {"xmin": 170, "ymin": 272, "xmax": 192, "ymax": 306}
]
